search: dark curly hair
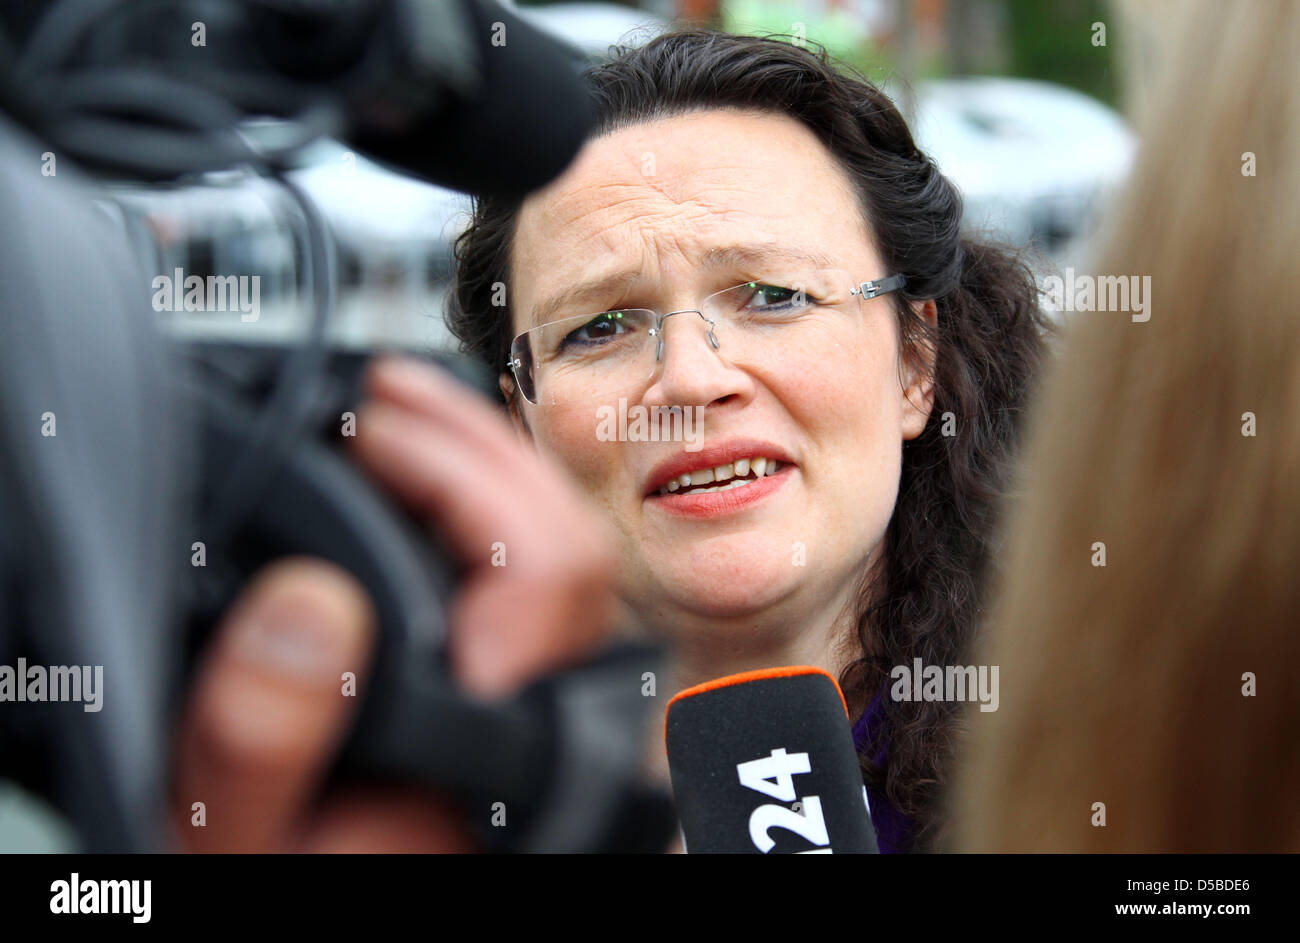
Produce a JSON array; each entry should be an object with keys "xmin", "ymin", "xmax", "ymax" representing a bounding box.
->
[{"xmin": 445, "ymin": 28, "xmax": 1054, "ymax": 851}]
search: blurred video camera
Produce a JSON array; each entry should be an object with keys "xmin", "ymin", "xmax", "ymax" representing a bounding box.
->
[{"xmin": 0, "ymin": 0, "xmax": 673, "ymax": 853}]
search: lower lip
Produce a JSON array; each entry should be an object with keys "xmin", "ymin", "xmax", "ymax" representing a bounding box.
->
[{"xmin": 645, "ymin": 465, "xmax": 793, "ymax": 518}]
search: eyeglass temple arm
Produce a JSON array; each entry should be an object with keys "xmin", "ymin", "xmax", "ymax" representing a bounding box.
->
[{"xmin": 854, "ymin": 274, "xmax": 908, "ymax": 299}]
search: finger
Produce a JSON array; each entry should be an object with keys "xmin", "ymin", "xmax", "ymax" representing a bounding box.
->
[
  {"xmin": 449, "ymin": 567, "xmax": 618, "ymax": 699},
  {"xmin": 350, "ymin": 401, "xmax": 615, "ymax": 697},
  {"xmin": 362, "ymin": 356, "xmax": 587, "ymax": 529},
  {"xmin": 172, "ymin": 558, "xmax": 375, "ymax": 852},
  {"xmin": 365, "ymin": 357, "xmax": 604, "ymax": 537},
  {"xmin": 351, "ymin": 400, "xmax": 610, "ymax": 576},
  {"xmin": 296, "ymin": 786, "xmax": 478, "ymax": 853},
  {"xmin": 365, "ymin": 356, "xmax": 529, "ymax": 471}
]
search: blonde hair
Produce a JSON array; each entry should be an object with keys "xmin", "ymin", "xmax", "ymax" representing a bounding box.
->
[{"xmin": 952, "ymin": 0, "xmax": 1300, "ymax": 851}]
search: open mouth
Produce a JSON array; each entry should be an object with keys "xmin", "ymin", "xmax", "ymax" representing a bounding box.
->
[{"xmin": 654, "ymin": 456, "xmax": 784, "ymax": 497}]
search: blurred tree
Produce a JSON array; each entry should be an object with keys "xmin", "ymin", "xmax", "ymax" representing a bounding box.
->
[
  {"xmin": 943, "ymin": 0, "xmax": 1008, "ymax": 75},
  {"xmin": 1004, "ymin": 0, "xmax": 1118, "ymax": 104}
]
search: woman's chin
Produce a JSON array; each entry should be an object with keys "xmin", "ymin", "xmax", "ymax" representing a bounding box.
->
[{"xmin": 652, "ymin": 564, "xmax": 801, "ymax": 619}]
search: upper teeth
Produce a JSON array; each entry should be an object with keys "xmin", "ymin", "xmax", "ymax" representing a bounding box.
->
[{"xmin": 658, "ymin": 456, "xmax": 782, "ymax": 495}]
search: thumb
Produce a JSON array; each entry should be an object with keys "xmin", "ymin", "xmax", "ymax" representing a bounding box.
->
[{"xmin": 171, "ymin": 558, "xmax": 375, "ymax": 852}]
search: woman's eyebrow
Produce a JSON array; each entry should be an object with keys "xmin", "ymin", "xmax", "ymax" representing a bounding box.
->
[
  {"xmin": 531, "ymin": 270, "xmax": 641, "ymax": 327},
  {"xmin": 698, "ymin": 243, "xmax": 837, "ymax": 272},
  {"xmin": 529, "ymin": 243, "xmax": 836, "ymax": 326}
]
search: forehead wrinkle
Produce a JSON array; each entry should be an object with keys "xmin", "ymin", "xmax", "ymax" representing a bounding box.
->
[
  {"xmin": 514, "ymin": 109, "xmax": 875, "ymax": 331},
  {"xmin": 551, "ymin": 181, "xmax": 658, "ymax": 232},
  {"xmin": 526, "ymin": 238, "xmax": 658, "ymax": 329},
  {"xmin": 527, "ymin": 200, "xmax": 711, "ymax": 301}
]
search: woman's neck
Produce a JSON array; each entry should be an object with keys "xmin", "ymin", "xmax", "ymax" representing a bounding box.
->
[{"xmin": 636, "ymin": 595, "xmax": 865, "ymax": 793}]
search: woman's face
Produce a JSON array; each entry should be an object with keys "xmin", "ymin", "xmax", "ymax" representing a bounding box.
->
[{"xmin": 507, "ymin": 107, "xmax": 935, "ymax": 659}]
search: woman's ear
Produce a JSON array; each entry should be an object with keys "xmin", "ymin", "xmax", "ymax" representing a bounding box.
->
[
  {"xmin": 900, "ymin": 298, "xmax": 938, "ymax": 441},
  {"xmin": 499, "ymin": 372, "xmax": 535, "ymax": 448}
]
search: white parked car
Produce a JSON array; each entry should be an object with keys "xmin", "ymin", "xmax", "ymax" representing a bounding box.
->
[{"xmin": 910, "ymin": 76, "xmax": 1136, "ymax": 259}]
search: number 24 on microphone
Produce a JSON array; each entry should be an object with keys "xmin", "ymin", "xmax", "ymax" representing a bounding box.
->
[{"xmin": 737, "ymin": 748, "xmax": 833, "ymax": 854}]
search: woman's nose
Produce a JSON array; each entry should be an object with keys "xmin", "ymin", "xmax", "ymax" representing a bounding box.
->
[
  {"xmin": 643, "ymin": 309, "xmax": 751, "ymax": 408},
  {"xmin": 653, "ymin": 308, "xmax": 720, "ymax": 361}
]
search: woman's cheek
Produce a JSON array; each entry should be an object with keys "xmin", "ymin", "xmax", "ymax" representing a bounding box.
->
[
  {"xmin": 531, "ymin": 410, "xmax": 632, "ymax": 519},
  {"xmin": 790, "ymin": 359, "xmax": 903, "ymax": 541}
]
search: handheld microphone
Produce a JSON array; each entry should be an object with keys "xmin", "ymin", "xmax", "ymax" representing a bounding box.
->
[{"xmin": 665, "ymin": 666, "xmax": 878, "ymax": 854}]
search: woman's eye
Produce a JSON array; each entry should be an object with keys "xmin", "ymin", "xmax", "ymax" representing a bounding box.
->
[
  {"xmin": 744, "ymin": 283, "xmax": 808, "ymax": 311},
  {"xmin": 559, "ymin": 311, "xmax": 630, "ymax": 349}
]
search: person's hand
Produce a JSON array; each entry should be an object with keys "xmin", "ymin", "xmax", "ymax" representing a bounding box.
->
[
  {"xmin": 170, "ymin": 356, "xmax": 621, "ymax": 852},
  {"xmin": 354, "ymin": 356, "xmax": 621, "ymax": 696}
]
